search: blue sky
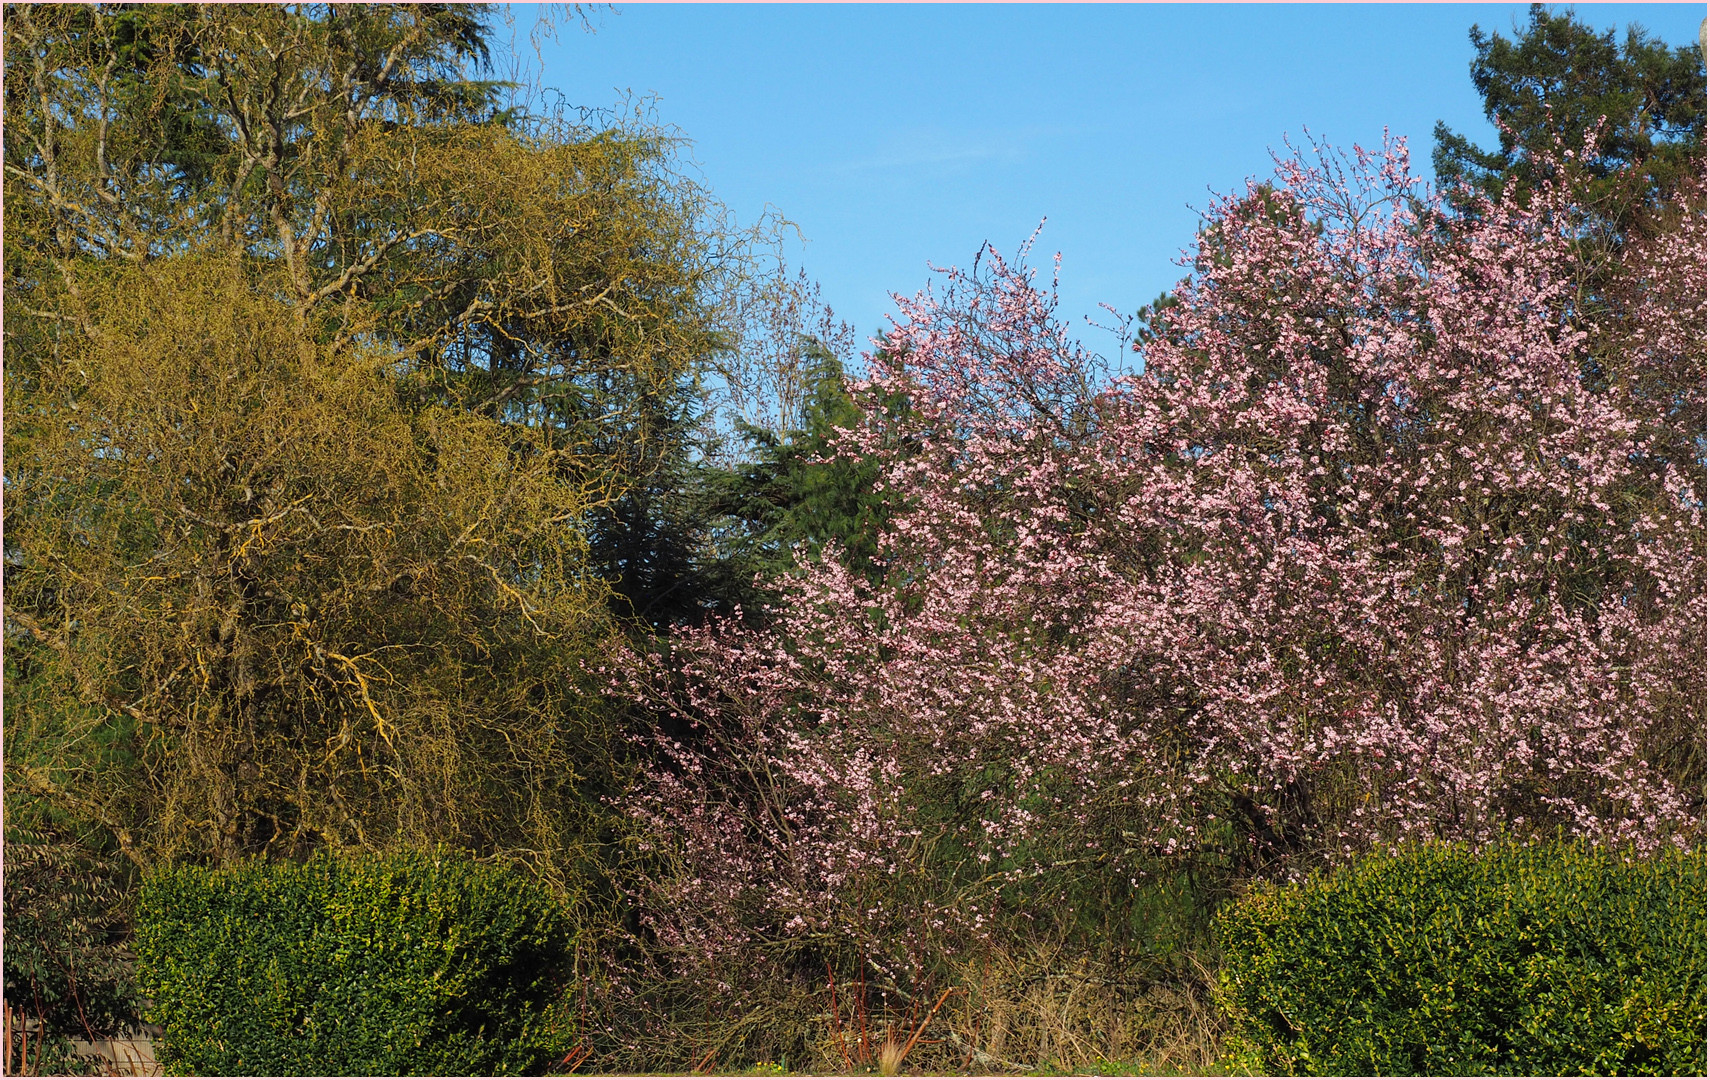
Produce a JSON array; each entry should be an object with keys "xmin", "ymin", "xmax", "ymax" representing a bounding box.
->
[{"xmin": 505, "ymin": 3, "xmax": 1705, "ymax": 360}]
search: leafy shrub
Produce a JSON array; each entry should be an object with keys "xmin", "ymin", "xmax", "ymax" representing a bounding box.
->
[
  {"xmin": 135, "ymin": 848, "xmax": 578, "ymax": 1076},
  {"xmin": 4, "ymin": 655, "xmax": 149, "ymax": 1051},
  {"xmin": 2, "ymin": 819, "xmax": 142, "ymax": 1031},
  {"xmin": 1214, "ymin": 839, "xmax": 1707, "ymax": 1076},
  {"xmin": 2, "ymin": 818, "xmax": 145, "ymax": 1075}
]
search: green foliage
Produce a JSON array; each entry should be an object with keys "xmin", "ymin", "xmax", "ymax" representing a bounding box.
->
[
  {"xmin": 710, "ymin": 342, "xmax": 888, "ymax": 589},
  {"xmin": 134, "ymin": 848, "xmax": 578, "ymax": 1077},
  {"xmin": 598, "ymin": 339, "xmax": 890, "ymax": 632},
  {"xmin": 582, "ymin": 368, "xmax": 726, "ymax": 629},
  {"xmin": 1433, "ymin": 3, "xmax": 1706, "ymax": 225},
  {"xmin": 2, "ymin": 657, "xmax": 145, "ymax": 1067},
  {"xmin": 1214, "ymin": 839, "xmax": 1708, "ymax": 1076},
  {"xmin": 2, "ymin": 804, "xmax": 143, "ymax": 1051}
]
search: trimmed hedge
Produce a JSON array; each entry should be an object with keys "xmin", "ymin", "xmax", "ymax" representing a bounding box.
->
[
  {"xmin": 135, "ymin": 848, "xmax": 577, "ymax": 1076},
  {"xmin": 1214, "ymin": 839, "xmax": 1707, "ymax": 1076}
]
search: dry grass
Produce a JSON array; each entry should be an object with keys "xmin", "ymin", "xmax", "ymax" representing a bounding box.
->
[
  {"xmin": 674, "ymin": 943, "xmax": 1229, "ymax": 1077},
  {"xmin": 921, "ymin": 943, "xmax": 1226, "ymax": 1077},
  {"xmin": 569, "ymin": 917, "xmax": 1232, "ymax": 1076}
]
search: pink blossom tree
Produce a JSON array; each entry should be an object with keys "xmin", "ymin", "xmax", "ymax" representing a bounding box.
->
[{"xmin": 615, "ymin": 136, "xmax": 1705, "ymax": 1005}]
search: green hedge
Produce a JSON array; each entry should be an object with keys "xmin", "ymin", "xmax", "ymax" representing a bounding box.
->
[
  {"xmin": 135, "ymin": 848, "xmax": 577, "ymax": 1076},
  {"xmin": 1214, "ymin": 839, "xmax": 1707, "ymax": 1076}
]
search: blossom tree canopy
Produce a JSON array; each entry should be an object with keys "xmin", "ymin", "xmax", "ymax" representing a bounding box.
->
[{"xmin": 618, "ymin": 135, "xmax": 1705, "ymax": 988}]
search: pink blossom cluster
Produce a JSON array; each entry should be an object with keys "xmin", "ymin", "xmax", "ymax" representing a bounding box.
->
[{"xmin": 620, "ymin": 137, "xmax": 1704, "ymax": 984}]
